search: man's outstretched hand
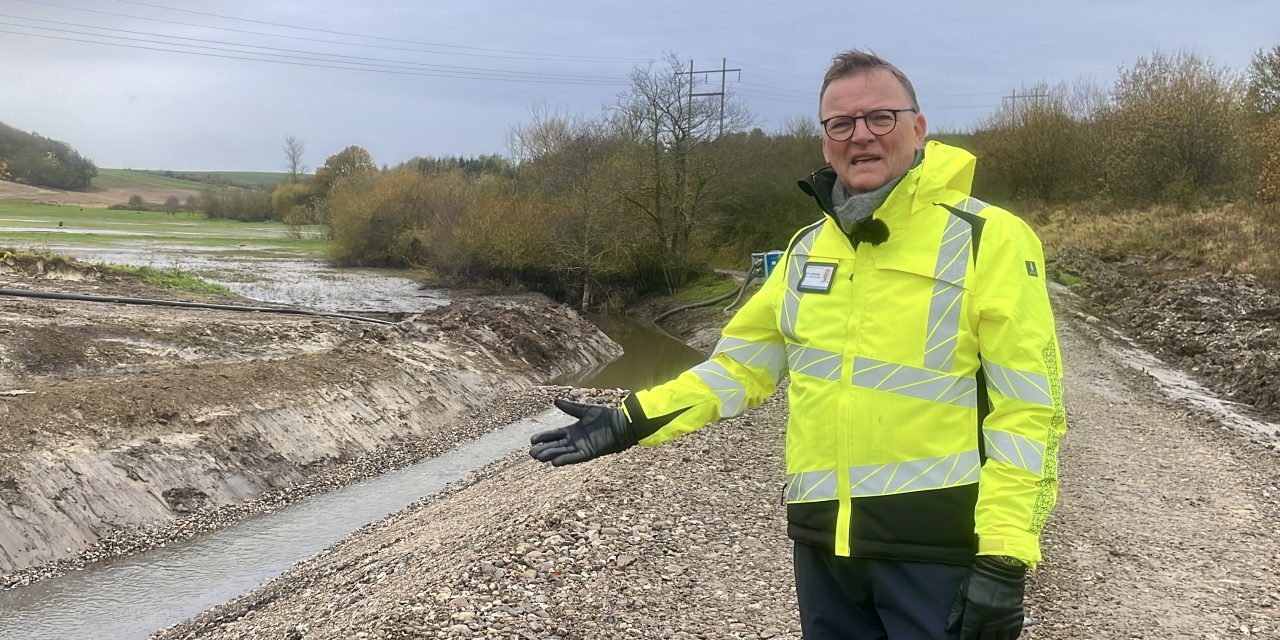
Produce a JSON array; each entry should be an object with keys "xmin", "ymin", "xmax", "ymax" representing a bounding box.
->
[{"xmin": 529, "ymin": 398, "xmax": 638, "ymax": 466}]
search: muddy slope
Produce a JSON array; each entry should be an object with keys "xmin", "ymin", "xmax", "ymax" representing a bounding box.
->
[{"xmin": 0, "ymin": 265, "xmax": 620, "ymax": 584}]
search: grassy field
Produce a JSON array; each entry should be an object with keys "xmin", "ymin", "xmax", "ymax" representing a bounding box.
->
[
  {"xmin": 93, "ymin": 169, "xmax": 296, "ymax": 191},
  {"xmin": 93, "ymin": 169, "xmax": 205, "ymax": 191},
  {"xmin": 185, "ymin": 171, "xmax": 295, "ymax": 186},
  {"xmin": 0, "ymin": 202, "xmax": 326, "ymax": 256}
]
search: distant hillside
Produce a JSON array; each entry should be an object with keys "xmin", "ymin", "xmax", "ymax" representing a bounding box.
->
[
  {"xmin": 0, "ymin": 120, "xmax": 97, "ymax": 189},
  {"xmin": 133, "ymin": 169, "xmax": 302, "ymax": 189}
]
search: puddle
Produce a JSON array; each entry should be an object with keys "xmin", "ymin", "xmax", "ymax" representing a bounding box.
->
[
  {"xmin": 1053, "ymin": 284, "xmax": 1280, "ymax": 446},
  {"xmin": 0, "ymin": 409, "xmax": 570, "ymax": 640},
  {"xmin": 1099, "ymin": 324, "xmax": 1280, "ymax": 445},
  {"xmin": 553, "ymin": 313, "xmax": 705, "ymax": 391}
]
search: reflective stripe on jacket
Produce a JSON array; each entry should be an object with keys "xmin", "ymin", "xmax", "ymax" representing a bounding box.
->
[{"xmin": 626, "ymin": 141, "xmax": 1066, "ymax": 567}]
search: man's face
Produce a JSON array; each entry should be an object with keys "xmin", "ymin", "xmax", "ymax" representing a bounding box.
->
[{"xmin": 820, "ymin": 69, "xmax": 927, "ymax": 194}]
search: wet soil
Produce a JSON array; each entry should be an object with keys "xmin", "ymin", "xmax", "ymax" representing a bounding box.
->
[{"xmin": 1051, "ymin": 248, "xmax": 1280, "ymax": 420}]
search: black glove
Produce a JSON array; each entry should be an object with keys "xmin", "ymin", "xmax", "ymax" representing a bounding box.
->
[
  {"xmin": 947, "ymin": 556, "xmax": 1027, "ymax": 640},
  {"xmin": 529, "ymin": 398, "xmax": 638, "ymax": 466}
]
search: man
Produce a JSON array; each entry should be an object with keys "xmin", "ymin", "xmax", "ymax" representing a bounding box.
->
[{"xmin": 531, "ymin": 50, "xmax": 1066, "ymax": 640}]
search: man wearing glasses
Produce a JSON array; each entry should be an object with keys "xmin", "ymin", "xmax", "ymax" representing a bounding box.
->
[{"xmin": 531, "ymin": 49, "xmax": 1065, "ymax": 640}]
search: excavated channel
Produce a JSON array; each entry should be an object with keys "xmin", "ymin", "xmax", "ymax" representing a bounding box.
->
[
  {"xmin": 0, "ymin": 311, "xmax": 702, "ymax": 640},
  {"xmin": 0, "ymin": 410, "xmax": 568, "ymax": 640}
]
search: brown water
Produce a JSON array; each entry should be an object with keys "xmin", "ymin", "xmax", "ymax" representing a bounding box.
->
[{"xmin": 554, "ymin": 313, "xmax": 707, "ymax": 391}]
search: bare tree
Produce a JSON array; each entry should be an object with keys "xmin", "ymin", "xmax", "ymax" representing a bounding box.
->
[
  {"xmin": 612, "ymin": 53, "xmax": 751, "ymax": 291},
  {"xmin": 283, "ymin": 135, "xmax": 307, "ymax": 183}
]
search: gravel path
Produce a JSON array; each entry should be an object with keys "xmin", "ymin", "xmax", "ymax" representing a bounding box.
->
[
  {"xmin": 1026, "ymin": 306, "xmax": 1280, "ymax": 639},
  {"xmin": 154, "ymin": 298, "xmax": 1280, "ymax": 639}
]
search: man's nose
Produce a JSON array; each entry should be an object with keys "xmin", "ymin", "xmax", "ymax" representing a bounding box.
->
[{"xmin": 849, "ymin": 117, "xmax": 876, "ymax": 143}]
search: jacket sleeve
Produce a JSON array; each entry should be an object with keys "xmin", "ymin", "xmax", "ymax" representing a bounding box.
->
[
  {"xmin": 627, "ymin": 260, "xmax": 789, "ymax": 447},
  {"xmin": 971, "ymin": 211, "xmax": 1067, "ymax": 568}
]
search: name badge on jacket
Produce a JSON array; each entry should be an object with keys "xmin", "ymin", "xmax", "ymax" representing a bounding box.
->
[{"xmin": 798, "ymin": 261, "xmax": 837, "ymax": 293}]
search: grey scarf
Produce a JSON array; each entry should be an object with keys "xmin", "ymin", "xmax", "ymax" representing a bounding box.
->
[{"xmin": 830, "ymin": 149, "xmax": 925, "ymax": 235}]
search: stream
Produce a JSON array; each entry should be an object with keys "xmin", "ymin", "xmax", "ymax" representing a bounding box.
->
[{"xmin": 0, "ymin": 410, "xmax": 567, "ymax": 640}]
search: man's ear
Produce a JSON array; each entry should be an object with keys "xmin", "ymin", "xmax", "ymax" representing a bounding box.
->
[{"xmin": 914, "ymin": 112, "xmax": 928, "ymax": 149}]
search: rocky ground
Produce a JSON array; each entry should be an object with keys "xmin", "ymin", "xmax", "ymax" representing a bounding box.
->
[{"xmin": 151, "ymin": 254, "xmax": 1280, "ymax": 640}]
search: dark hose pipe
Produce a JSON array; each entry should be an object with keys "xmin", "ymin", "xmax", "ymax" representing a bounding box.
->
[
  {"xmin": 0, "ymin": 288, "xmax": 395, "ymax": 325},
  {"xmin": 653, "ymin": 262, "xmax": 763, "ymax": 324},
  {"xmin": 722, "ymin": 262, "xmax": 766, "ymax": 312}
]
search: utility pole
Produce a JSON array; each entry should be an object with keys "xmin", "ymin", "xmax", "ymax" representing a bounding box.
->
[
  {"xmin": 676, "ymin": 58, "xmax": 742, "ymax": 138},
  {"xmin": 1002, "ymin": 89, "xmax": 1050, "ymax": 115}
]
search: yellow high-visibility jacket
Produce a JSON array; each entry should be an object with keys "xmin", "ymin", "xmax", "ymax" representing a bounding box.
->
[{"xmin": 622, "ymin": 141, "xmax": 1066, "ymax": 566}]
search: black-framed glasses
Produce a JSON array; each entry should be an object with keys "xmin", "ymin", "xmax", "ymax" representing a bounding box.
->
[{"xmin": 820, "ymin": 108, "xmax": 917, "ymax": 141}]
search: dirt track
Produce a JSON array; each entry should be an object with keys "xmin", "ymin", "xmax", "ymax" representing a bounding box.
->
[{"xmin": 151, "ymin": 289, "xmax": 1280, "ymax": 639}]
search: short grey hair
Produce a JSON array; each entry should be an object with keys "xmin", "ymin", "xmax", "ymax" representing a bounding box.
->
[{"xmin": 820, "ymin": 50, "xmax": 920, "ymax": 111}]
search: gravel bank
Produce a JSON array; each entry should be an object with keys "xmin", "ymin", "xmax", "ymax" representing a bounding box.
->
[{"xmin": 155, "ymin": 282, "xmax": 1280, "ymax": 638}]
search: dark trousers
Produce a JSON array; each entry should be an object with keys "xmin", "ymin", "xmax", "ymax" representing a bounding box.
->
[{"xmin": 794, "ymin": 541, "xmax": 969, "ymax": 640}]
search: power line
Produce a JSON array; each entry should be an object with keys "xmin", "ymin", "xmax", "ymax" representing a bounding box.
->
[
  {"xmin": 13, "ymin": 0, "xmax": 644, "ymax": 64},
  {"xmin": 0, "ymin": 28, "xmax": 630, "ymax": 86},
  {"xmin": 678, "ymin": 58, "xmax": 742, "ymax": 137},
  {"xmin": 737, "ymin": 59, "xmax": 809, "ymax": 82},
  {"xmin": 108, "ymin": 0, "xmax": 649, "ymax": 62},
  {"xmin": 732, "ymin": 89, "xmax": 813, "ymax": 106},
  {"xmin": 733, "ymin": 80, "xmax": 812, "ymax": 98},
  {"xmin": 0, "ymin": 15, "xmax": 628, "ymax": 82}
]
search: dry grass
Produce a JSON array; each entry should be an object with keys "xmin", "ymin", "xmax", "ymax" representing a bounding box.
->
[{"xmin": 1036, "ymin": 201, "xmax": 1280, "ymax": 286}]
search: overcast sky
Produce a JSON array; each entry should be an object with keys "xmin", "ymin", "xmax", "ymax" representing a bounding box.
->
[{"xmin": 1, "ymin": 0, "xmax": 1276, "ymax": 172}]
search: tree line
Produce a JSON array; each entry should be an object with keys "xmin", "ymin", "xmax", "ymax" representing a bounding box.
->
[
  {"xmin": 249, "ymin": 46, "xmax": 1279, "ymax": 308},
  {"xmin": 954, "ymin": 48, "xmax": 1280, "ymax": 207},
  {"xmin": 0, "ymin": 120, "xmax": 97, "ymax": 189}
]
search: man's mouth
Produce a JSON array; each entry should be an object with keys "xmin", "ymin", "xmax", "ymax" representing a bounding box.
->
[{"xmin": 850, "ymin": 155, "xmax": 881, "ymax": 166}]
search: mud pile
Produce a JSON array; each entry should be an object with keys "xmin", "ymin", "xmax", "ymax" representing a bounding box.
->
[
  {"xmin": 0, "ymin": 265, "xmax": 620, "ymax": 586},
  {"xmin": 1051, "ymin": 248, "xmax": 1280, "ymax": 415}
]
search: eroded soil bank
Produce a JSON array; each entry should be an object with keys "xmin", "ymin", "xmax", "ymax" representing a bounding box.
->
[
  {"xmin": 155, "ymin": 251, "xmax": 1279, "ymax": 640},
  {"xmin": 0, "ymin": 259, "xmax": 620, "ymax": 587},
  {"xmin": 1051, "ymin": 248, "xmax": 1280, "ymax": 446}
]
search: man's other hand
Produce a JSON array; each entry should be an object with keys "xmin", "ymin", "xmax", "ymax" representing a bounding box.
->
[
  {"xmin": 529, "ymin": 398, "xmax": 637, "ymax": 466},
  {"xmin": 946, "ymin": 556, "xmax": 1027, "ymax": 640}
]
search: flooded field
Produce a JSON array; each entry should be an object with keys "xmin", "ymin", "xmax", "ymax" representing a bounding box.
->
[
  {"xmin": 2, "ymin": 204, "xmax": 445, "ymax": 312},
  {"xmin": 54, "ymin": 243, "xmax": 445, "ymax": 312}
]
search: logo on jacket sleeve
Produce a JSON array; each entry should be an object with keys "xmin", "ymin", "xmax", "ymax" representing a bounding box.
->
[
  {"xmin": 1025, "ymin": 260, "xmax": 1039, "ymax": 277},
  {"xmin": 799, "ymin": 262, "xmax": 838, "ymax": 293}
]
